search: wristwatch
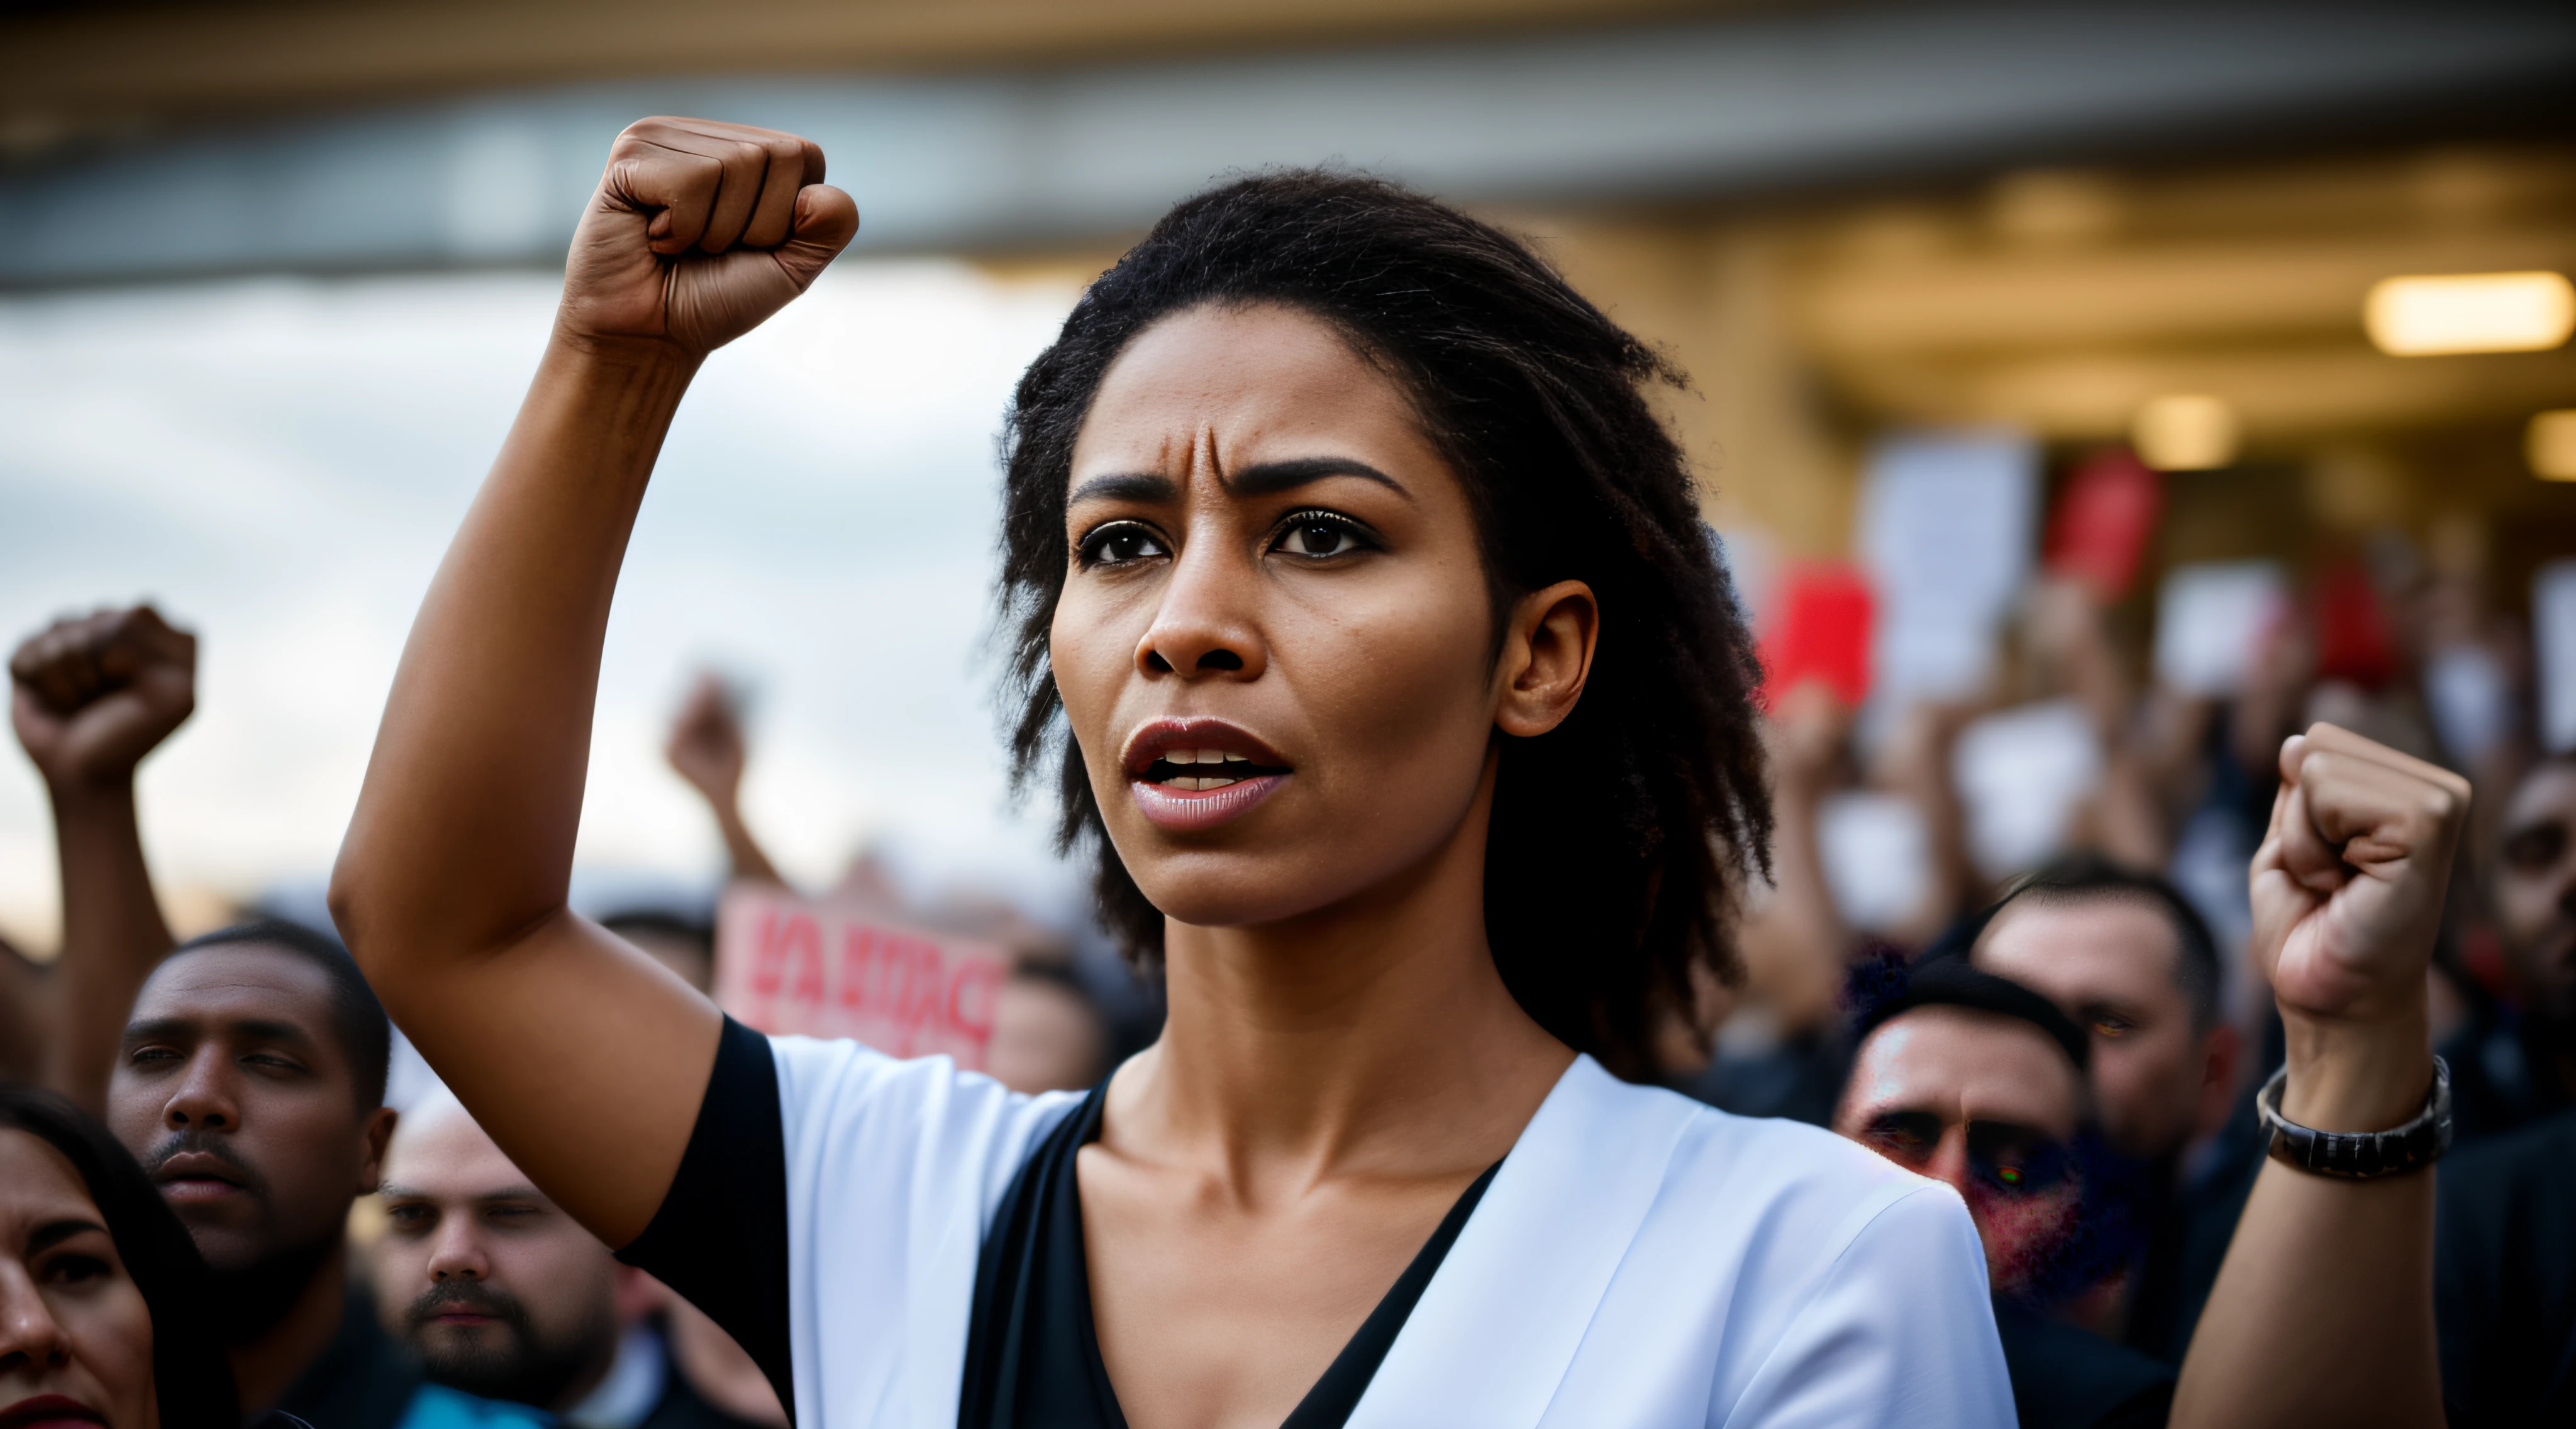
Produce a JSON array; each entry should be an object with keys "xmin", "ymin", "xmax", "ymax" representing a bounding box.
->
[{"xmin": 2257, "ymin": 1057, "xmax": 2451, "ymax": 1179}]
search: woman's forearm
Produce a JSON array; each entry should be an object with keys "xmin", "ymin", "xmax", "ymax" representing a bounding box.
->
[
  {"xmin": 333, "ymin": 336, "xmax": 699, "ymax": 987},
  {"xmin": 2170, "ymin": 1021, "xmax": 2441, "ymax": 1429}
]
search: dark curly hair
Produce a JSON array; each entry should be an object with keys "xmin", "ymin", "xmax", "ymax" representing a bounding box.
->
[
  {"xmin": 0, "ymin": 1084, "xmax": 238, "ymax": 1428},
  {"xmin": 997, "ymin": 170, "xmax": 1772, "ymax": 1077}
]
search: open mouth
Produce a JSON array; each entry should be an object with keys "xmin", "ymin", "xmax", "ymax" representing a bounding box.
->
[
  {"xmin": 1123, "ymin": 720, "xmax": 1292, "ymax": 831},
  {"xmin": 1138, "ymin": 747, "xmax": 1292, "ymax": 791}
]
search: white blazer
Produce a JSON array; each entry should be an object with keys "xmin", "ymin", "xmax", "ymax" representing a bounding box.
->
[{"xmin": 771, "ymin": 1037, "xmax": 2014, "ymax": 1427}]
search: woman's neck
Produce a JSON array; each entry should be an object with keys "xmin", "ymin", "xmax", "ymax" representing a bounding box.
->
[{"xmin": 1116, "ymin": 767, "xmax": 1574, "ymax": 1187}]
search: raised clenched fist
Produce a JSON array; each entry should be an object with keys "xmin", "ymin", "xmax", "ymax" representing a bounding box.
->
[
  {"xmin": 10, "ymin": 606, "xmax": 197, "ymax": 791},
  {"xmin": 665, "ymin": 672, "xmax": 750, "ymax": 806},
  {"xmin": 2250, "ymin": 723, "xmax": 2470, "ymax": 1029},
  {"xmin": 555, "ymin": 118, "xmax": 859, "ymax": 358}
]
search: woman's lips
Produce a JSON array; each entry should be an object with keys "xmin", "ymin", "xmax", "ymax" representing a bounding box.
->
[
  {"xmin": 0, "ymin": 1397, "xmax": 107, "ymax": 1429},
  {"xmin": 1123, "ymin": 717, "xmax": 1291, "ymax": 831},
  {"xmin": 1131, "ymin": 771, "xmax": 1287, "ymax": 832}
]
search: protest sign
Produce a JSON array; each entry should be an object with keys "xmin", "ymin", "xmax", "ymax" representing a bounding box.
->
[
  {"xmin": 2538, "ymin": 560, "xmax": 2576, "ymax": 753},
  {"xmin": 2153, "ymin": 560, "xmax": 2289, "ymax": 698},
  {"xmin": 1858, "ymin": 428, "xmax": 2038, "ymax": 704},
  {"xmin": 1952, "ymin": 698, "xmax": 2103, "ymax": 882},
  {"xmin": 2043, "ymin": 448, "xmax": 2162, "ymax": 601},
  {"xmin": 1816, "ymin": 790, "xmax": 1929, "ymax": 935},
  {"xmin": 1758, "ymin": 562, "xmax": 1874, "ymax": 709},
  {"xmin": 714, "ymin": 882, "xmax": 1009, "ymax": 1069}
]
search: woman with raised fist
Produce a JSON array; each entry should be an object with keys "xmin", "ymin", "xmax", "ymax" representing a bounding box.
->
[{"xmin": 331, "ymin": 118, "xmax": 2009, "ymax": 1426}]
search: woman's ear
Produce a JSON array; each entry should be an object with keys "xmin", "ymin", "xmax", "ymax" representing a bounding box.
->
[{"xmin": 1495, "ymin": 579, "xmax": 1598, "ymax": 738}]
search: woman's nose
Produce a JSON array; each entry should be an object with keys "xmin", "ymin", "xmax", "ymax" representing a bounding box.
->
[
  {"xmin": 1134, "ymin": 538, "xmax": 1265, "ymax": 681},
  {"xmin": 0, "ymin": 1261, "xmax": 74, "ymax": 1374}
]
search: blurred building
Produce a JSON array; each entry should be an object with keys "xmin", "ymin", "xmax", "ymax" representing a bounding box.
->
[
  {"xmin": 4, "ymin": 0, "xmax": 2573, "ymax": 945},
  {"xmin": 8, "ymin": 0, "xmax": 2570, "ymax": 578}
]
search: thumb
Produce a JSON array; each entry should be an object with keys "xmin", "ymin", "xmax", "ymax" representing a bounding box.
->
[{"xmin": 775, "ymin": 186, "xmax": 859, "ymax": 291}]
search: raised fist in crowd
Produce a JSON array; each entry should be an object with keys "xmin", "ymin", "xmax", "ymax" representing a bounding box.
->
[
  {"xmin": 666, "ymin": 672, "xmax": 750, "ymax": 807},
  {"xmin": 2251, "ymin": 722, "xmax": 2470, "ymax": 1072},
  {"xmin": 10, "ymin": 605, "xmax": 197, "ymax": 791},
  {"xmin": 556, "ymin": 116, "xmax": 859, "ymax": 358}
]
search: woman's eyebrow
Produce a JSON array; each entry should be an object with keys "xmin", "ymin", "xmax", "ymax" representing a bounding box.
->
[
  {"xmin": 1066, "ymin": 457, "xmax": 1410, "ymax": 508},
  {"xmin": 1066, "ymin": 472, "xmax": 1177, "ymax": 506},
  {"xmin": 30, "ymin": 1218, "xmax": 109, "ymax": 1254},
  {"xmin": 1226, "ymin": 457, "xmax": 1410, "ymax": 501}
]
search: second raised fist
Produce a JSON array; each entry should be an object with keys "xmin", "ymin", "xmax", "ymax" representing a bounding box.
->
[
  {"xmin": 10, "ymin": 605, "xmax": 197, "ymax": 791},
  {"xmin": 556, "ymin": 117, "xmax": 859, "ymax": 359}
]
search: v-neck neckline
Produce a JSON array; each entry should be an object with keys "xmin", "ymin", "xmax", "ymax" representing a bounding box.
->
[{"xmin": 960, "ymin": 1079, "xmax": 1503, "ymax": 1429}]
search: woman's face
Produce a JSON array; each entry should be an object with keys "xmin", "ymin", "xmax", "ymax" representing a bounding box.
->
[
  {"xmin": 1052, "ymin": 301, "xmax": 1592, "ymax": 936},
  {"xmin": 0, "ymin": 1129, "xmax": 158, "ymax": 1429}
]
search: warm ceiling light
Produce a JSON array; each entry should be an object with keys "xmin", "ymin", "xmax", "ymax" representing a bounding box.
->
[
  {"xmin": 2133, "ymin": 394, "xmax": 2238, "ymax": 471},
  {"xmin": 2531, "ymin": 410, "xmax": 2576, "ymax": 482},
  {"xmin": 2365, "ymin": 271, "xmax": 2574, "ymax": 355}
]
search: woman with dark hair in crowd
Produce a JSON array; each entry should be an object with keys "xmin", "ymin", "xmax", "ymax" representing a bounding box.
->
[
  {"xmin": 332, "ymin": 118, "xmax": 2010, "ymax": 1426},
  {"xmin": 0, "ymin": 1084, "xmax": 235, "ymax": 1429}
]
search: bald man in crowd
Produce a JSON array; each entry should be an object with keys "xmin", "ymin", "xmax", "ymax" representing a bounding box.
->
[{"xmin": 374, "ymin": 1089, "xmax": 779, "ymax": 1428}]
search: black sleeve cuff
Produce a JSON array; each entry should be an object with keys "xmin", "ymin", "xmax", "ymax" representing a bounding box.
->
[{"xmin": 616, "ymin": 1015, "xmax": 794, "ymax": 1422}]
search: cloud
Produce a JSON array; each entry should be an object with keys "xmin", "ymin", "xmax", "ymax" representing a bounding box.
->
[{"xmin": 0, "ymin": 260, "xmax": 1083, "ymax": 946}]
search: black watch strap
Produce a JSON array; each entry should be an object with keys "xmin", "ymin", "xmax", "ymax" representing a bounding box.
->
[{"xmin": 2257, "ymin": 1055, "xmax": 2451, "ymax": 1179}]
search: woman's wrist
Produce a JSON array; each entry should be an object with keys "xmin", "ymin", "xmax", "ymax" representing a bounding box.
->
[
  {"xmin": 541, "ymin": 326, "xmax": 703, "ymax": 389},
  {"xmin": 2277, "ymin": 1004, "xmax": 2434, "ymax": 1133}
]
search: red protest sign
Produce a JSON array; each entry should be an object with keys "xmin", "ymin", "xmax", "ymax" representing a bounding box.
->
[
  {"xmin": 1758, "ymin": 562, "xmax": 1875, "ymax": 709},
  {"xmin": 713, "ymin": 882, "xmax": 1008, "ymax": 1069},
  {"xmin": 2044, "ymin": 448, "xmax": 2162, "ymax": 601}
]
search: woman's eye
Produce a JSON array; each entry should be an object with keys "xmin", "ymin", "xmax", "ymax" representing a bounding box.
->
[
  {"xmin": 1077, "ymin": 524, "xmax": 1167, "ymax": 567},
  {"xmin": 44, "ymin": 1254, "xmax": 111, "ymax": 1287},
  {"xmin": 1275, "ymin": 515, "xmax": 1365, "ymax": 559}
]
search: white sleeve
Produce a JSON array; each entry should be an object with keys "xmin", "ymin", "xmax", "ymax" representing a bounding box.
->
[
  {"xmin": 1719, "ymin": 1183, "xmax": 2016, "ymax": 1428},
  {"xmin": 768, "ymin": 1035, "xmax": 1083, "ymax": 1425}
]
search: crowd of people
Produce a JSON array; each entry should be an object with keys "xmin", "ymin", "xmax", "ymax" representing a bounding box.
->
[
  {"xmin": 1646, "ymin": 547, "xmax": 2575, "ymax": 1425},
  {"xmin": 1, "ymin": 606, "xmax": 1125, "ymax": 1429},
  {"xmin": 0, "ymin": 114, "xmax": 2567, "ymax": 1429}
]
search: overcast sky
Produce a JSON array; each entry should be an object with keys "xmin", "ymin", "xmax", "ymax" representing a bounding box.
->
[{"xmin": 0, "ymin": 260, "xmax": 1090, "ymax": 950}]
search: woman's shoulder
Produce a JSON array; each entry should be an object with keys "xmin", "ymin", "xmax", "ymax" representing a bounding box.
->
[
  {"xmin": 1557, "ymin": 1054, "xmax": 1939, "ymax": 1221},
  {"xmin": 764, "ymin": 1033, "xmax": 1087, "ymax": 1199},
  {"xmin": 1543, "ymin": 1057, "xmax": 1973, "ymax": 1295}
]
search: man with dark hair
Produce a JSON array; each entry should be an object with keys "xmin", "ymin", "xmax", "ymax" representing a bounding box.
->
[
  {"xmin": 1950, "ymin": 854, "xmax": 2240, "ymax": 1164},
  {"xmin": 2424, "ymin": 752, "xmax": 2576, "ymax": 1421},
  {"xmin": 1835, "ymin": 960, "xmax": 2172, "ymax": 1429},
  {"xmin": 108, "ymin": 924, "xmax": 548, "ymax": 1428},
  {"xmin": 1933, "ymin": 854, "xmax": 2251, "ymax": 1364},
  {"xmin": 2443, "ymin": 752, "xmax": 2576, "ymax": 1140},
  {"xmin": 18, "ymin": 609, "xmax": 536, "ymax": 1426}
]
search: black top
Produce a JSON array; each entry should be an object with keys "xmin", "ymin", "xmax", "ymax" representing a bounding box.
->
[
  {"xmin": 2435, "ymin": 1108, "xmax": 2576, "ymax": 1426},
  {"xmin": 2439, "ymin": 1003, "xmax": 2573, "ymax": 1147},
  {"xmin": 957, "ymin": 1076, "xmax": 1502, "ymax": 1429},
  {"xmin": 274, "ymin": 1279, "xmax": 424, "ymax": 1429},
  {"xmin": 1990, "ymin": 1298, "xmax": 2174, "ymax": 1429},
  {"xmin": 2121, "ymin": 1108, "xmax": 2265, "ymax": 1365},
  {"xmin": 619, "ymin": 1017, "xmax": 1501, "ymax": 1429}
]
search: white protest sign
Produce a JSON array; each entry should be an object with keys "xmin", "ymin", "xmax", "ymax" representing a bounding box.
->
[
  {"xmin": 1952, "ymin": 698, "xmax": 2104, "ymax": 882},
  {"xmin": 1816, "ymin": 790, "xmax": 1931, "ymax": 936},
  {"xmin": 2153, "ymin": 561, "xmax": 2290, "ymax": 698},
  {"xmin": 1857, "ymin": 428, "xmax": 2038, "ymax": 704},
  {"xmin": 714, "ymin": 882, "xmax": 1009, "ymax": 1069},
  {"xmin": 2538, "ymin": 560, "xmax": 2576, "ymax": 754}
]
